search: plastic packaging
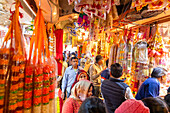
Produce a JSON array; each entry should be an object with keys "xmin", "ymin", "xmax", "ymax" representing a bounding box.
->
[
  {"xmin": 24, "ymin": 64, "xmax": 34, "ymax": 113},
  {"xmin": 33, "ymin": 65, "xmax": 43, "ymax": 113},
  {"xmin": 0, "ymin": 48, "xmax": 10, "ymax": 113}
]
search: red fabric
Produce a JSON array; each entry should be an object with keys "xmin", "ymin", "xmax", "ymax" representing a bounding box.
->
[
  {"xmin": 62, "ymin": 98, "xmax": 81, "ymax": 113},
  {"xmin": 115, "ymin": 99, "xmax": 150, "ymax": 113},
  {"xmin": 59, "ymin": 97, "xmax": 63, "ymax": 113},
  {"xmin": 54, "ymin": 29, "xmax": 63, "ymax": 76}
]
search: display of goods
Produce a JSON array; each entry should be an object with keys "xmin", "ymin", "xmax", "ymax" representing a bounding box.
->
[
  {"xmin": 72, "ymin": 0, "xmax": 115, "ymax": 20},
  {"xmin": 17, "ymin": 55, "xmax": 25, "ymax": 113},
  {"xmin": 42, "ymin": 64, "xmax": 50, "ymax": 113},
  {"xmin": 77, "ymin": 12, "xmax": 90, "ymax": 30},
  {"xmin": 127, "ymin": 30, "xmax": 134, "ymax": 73},
  {"xmin": 116, "ymin": 35, "xmax": 127, "ymax": 71},
  {"xmin": 109, "ymin": 44, "xmax": 118, "ymax": 67},
  {"xmin": 132, "ymin": 41, "xmax": 148, "ymax": 64},
  {"xmin": 33, "ymin": 65, "xmax": 43, "ymax": 113},
  {"xmin": 147, "ymin": 24, "xmax": 168, "ymax": 58},
  {"xmin": 97, "ymin": 40, "xmax": 101, "ymax": 55},
  {"xmin": 9, "ymin": 54, "xmax": 25, "ymax": 112},
  {"xmin": 50, "ymin": 58, "xmax": 57, "ymax": 113},
  {"xmin": 0, "ymin": 48, "xmax": 10, "ymax": 113},
  {"xmin": 24, "ymin": 65, "xmax": 34, "ymax": 113}
]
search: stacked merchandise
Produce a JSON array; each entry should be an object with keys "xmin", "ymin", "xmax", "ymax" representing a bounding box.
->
[
  {"xmin": 33, "ymin": 65, "xmax": 43, "ymax": 112},
  {"xmin": 132, "ymin": 41, "xmax": 148, "ymax": 87},
  {"xmin": 0, "ymin": 1, "xmax": 57, "ymax": 113},
  {"xmin": 148, "ymin": 24, "xmax": 168, "ymax": 75},
  {"xmin": 0, "ymin": 1, "xmax": 26, "ymax": 113},
  {"xmin": 116, "ymin": 33, "xmax": 127, "ymax": 72},
  {"xmin": 9, "ymin": 54, "xmax": 25, "ymax": 113},
  {"xmin": 24, "ymin": 65, "xmax": 34, "ymax": 113},
  {"xmin": 49, "ymin": 62, "xmax": 56, "ymax": 113},
  {"xmin": 0, "ymin": 49, "xmax": 10, "ymax": 112},
  {"xmin": 28, "ymin": 8, "xmax": 57, "ymax": 113}
]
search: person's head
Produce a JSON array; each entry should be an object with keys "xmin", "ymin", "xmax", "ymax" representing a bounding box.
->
[
  {"xmin": 106, "ymin": 59, "xmax": 109, "ymax": 68},
  {"xmin": 69, "ymin": 52, "xmax": 76, "ymax": 58},
  {"xmin": 115, "ymin": 99, "xmax": 150, "ymax": 113},
  {"xmin": 151, "ymin": 67, "xmax": 167, "ymax": 83},
  {"xmin": 71, "ymin": 57, "xmax": 78, "ymax": 67},
  {"xmin": 75, "ymin": 51, "xmax": 77, "ymax": 54},
  {"xmin": 167, "ymin": 87, "xmax": 170, "ymax": 94},
  {"xmin": 71, "ymin": 52, "xmax": 76, "ymax": 56},
  {"xmin": 71, "ymin": 80, "xmax": 93, "ymax": 101},
  {"xmin": 77, "ymin": 70, "xmax": 89, "ymax": 81},
  {"xmin": 95, "ymin": 55, "xmax": 103, "ymax": 65},
  {"xmin": 110, "ymin": 63, "xmax": 123, "ymax": 78},
  {"xmin": 142, "ymin": 97, "xmax": 169, "ymax": 113},
  {"xmin": 78, "ymin": 96, "xmax": 106, "ymax": 113},
  {"xmin": 80, "ymin": 58, "xmax": 86, "ymax": 68},
  {"xmin": 64, "ymin": 51, "xmax": 66, "ymax": 54}
]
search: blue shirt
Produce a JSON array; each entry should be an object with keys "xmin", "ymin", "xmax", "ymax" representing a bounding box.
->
[
  {"xmin": 135, "ymin": 77, "xmax": 160, "ymax": 100},
  {"xmin": 101, "ymin": 68, "xmax": 110, "ymax": 83},
  {"xmin": 62, "ymin": 66, "xmax": 80, "ymax": 93}
]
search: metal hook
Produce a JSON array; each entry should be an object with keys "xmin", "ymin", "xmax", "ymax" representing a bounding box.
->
[{"xmin": 47, "ymin": 0, "xmax": 52, "ymax": 23}]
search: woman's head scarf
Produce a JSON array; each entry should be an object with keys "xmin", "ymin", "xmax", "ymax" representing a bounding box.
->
[
  {"xmin": 72, "ymin": 70, "xmax": 89, "ymax": 88},
  {"xmin": 70, "ymin": 80, "xmax": 92, "ymax": 101}
]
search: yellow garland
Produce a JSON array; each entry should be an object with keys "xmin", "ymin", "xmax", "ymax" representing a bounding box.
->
[{"xmin": 56, "ymin": 97, "xmax": 60, "ymax": 113}]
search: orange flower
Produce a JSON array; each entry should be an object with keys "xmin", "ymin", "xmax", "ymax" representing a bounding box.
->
[
  {"xmin": 11, "ymin": 76, "xmax": 19, "ymax": 81},
  {"xmin": 0, "ymin": 48, "xmax": 10, "ymax": 54},
  {"xmin": 12, "ymin": 66, "xmax": 20, "ymax": 72},
  {"xmin": 0, "ymin": 99, "xmax": 4, "ymax": 105},
  {"xmin": 19, "ymin": 74, "xmax": 24, "ymax": 78},
  {"xmin": 17, "ymin": 101, "xmax": 23, "ymax": 107},
  {"xmin": 10, "ymin": 84, "xmax": 18, "ymax": 91},
  {"xmin": 0, "ymin": 69, "xmax": 7, "ymax": 75},
  {"xmin": 0, "ymin": 59, "xmax": 9, "ymax": 65}
]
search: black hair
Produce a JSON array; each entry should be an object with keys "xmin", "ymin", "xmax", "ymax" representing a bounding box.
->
[
  {"xmin": 95, "ymin": 55, "xmax": 103, "ymax": 63},
  {"xmin": 142, "ymin": 97, "xmax": 169, "ymax": 113},
  {"xmin": 151, "ymin": 67, "xmax": 167, "ymax": 78},
  {"xmin": 110, "ymin": 63, "xmax": 123, "ymax": 78},
  {"xmin": 106, "ymin": 59, "xmax": 109, "ymax": 67},
  {"xmin": 88, "ymin": 83, "xmax": 94, "ymax": 96},
  {"xmin": 78, "ymin": 96, "xmax": 106, "ymax": 113},
  {"xmin": 71, "ymin": 52, "xmax": 76, "ymax": 56},
  {"xmin": 71, "ymin": 57, "xmax": 78, "ymax": 61},
  {"xmin": 69, "ymin": 53, "xmax": 76, "ymax": 57},
  {"xmin": 168, "ymin": 87, "xmax": 170, "ymax": 93}
]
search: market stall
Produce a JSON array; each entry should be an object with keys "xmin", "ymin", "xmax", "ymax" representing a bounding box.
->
[{"xmin": 0, "ymin": 0, "xmax": 170, "ymax": 112}]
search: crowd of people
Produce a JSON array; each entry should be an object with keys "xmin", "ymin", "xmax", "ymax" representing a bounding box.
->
[{"xmin": 56, "ymin": 51, "xmax": 170, "ymax": 113}]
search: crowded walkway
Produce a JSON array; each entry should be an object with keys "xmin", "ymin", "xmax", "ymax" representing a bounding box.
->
[{"xmin": 56, "ymin": 51, "xmax": 170, "ymax": 113}]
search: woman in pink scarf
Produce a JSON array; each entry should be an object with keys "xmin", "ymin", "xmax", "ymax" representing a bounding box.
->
[{"xmin": 62, "ymin": 80, "xmax": 93, "ymax": 113}]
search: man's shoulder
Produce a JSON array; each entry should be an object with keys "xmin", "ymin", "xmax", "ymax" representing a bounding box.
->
[
  {"xmin": 101, "ymin": 79, "xmax": 110, "ymax": 85},
  {"xmin": 101, "ymin": 69, "xmax": 110, "ymax": 74},
  {"xmin": 144, "ymin": 78, "xmax": 159, "ymax": 84},
  {"xmin": 65, "ymin": 66, "xmax": 72, "ymax": 71}
]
